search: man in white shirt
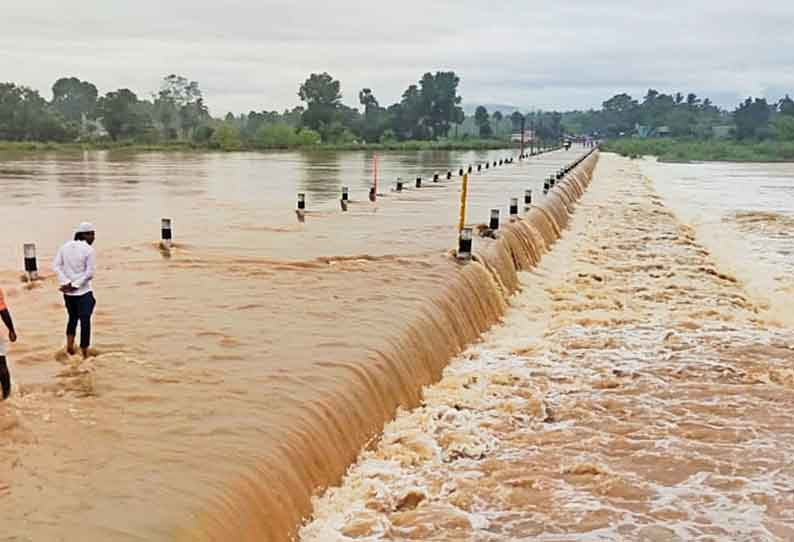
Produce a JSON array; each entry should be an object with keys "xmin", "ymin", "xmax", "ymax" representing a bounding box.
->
[{"xmin": 53, "ymin": 222, "xmax": 97, "ymax": 359}]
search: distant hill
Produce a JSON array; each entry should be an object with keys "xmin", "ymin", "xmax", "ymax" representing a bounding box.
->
[{"xmin": 462, "ymin": 103, "xmax": 523, "ymax": 116}]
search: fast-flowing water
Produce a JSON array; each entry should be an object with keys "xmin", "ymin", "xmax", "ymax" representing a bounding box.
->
[
  {"xmin": 641, "ymin": 159, "xmax": 794, "ymax": 327},
  {"xmin": 300, "ymin": 155, "xmax": 794, "ymax": 542},
  {"xmin": 0, "ymin": 146, "xmax": 592, "ymax": 541}
]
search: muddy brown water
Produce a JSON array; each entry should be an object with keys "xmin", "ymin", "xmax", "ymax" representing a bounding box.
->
[
  {"xmin": 0, "ymin": 147, "xmax": 593, "ymax": 541},
  {"xmin": 300, "ymin": 155, "xmax": 794, "ymax": 542}
]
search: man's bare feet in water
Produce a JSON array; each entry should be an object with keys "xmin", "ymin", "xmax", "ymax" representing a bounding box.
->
[{"xmin": 66, "ymin": 335, "xmax": 76, "ymax": 356}]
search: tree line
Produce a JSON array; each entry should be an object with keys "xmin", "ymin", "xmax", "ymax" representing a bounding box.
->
[
  {"xmin": 563, "ymin": 89, "xmax": 794, "ymax": 142},
  {"xmin": 0, "ymin": 72, "xmax": 574, "ymax": 149},
  {"xmin": 9, "ymin": 74, "xmax": 786, "ymax": 149}
]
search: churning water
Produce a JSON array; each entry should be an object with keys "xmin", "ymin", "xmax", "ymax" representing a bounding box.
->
[
  {"xmin": 0, "ymin": 146, "xmax": 593, "ymax": 541},
  {"xmin": 3, "ymin": 149, "xmax": 791, "ymax": 541},
  {"xmin": 299, "ymin": 155, "xmax": 794, "ymax": 542}
]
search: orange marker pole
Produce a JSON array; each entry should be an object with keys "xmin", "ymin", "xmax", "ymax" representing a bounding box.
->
[
  {"xmin": 374, "ymin": 153, "xmax": 379, "ymax": 193},
  {"xmin": 369, "ymin": 153, "xmax": 379, "ymax": 202}
]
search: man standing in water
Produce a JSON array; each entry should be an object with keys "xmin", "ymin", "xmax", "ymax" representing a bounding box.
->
[
  {"xmin": 0, "ymin": 286, "xmax": 18, "ymax": 400},
  {"xmin": 53, "ymin": 223, "xmax": 97, "ymax": 359}
]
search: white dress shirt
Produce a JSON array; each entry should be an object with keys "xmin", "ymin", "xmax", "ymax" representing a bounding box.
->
[{"xmin": 53, "ymin": 240, "xmax": 96, "ymax": 296}]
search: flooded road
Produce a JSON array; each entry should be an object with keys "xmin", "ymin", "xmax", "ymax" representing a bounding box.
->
[
  {"xmin": 0, "ymin": 146, "xmax": 590, "ymax": 541},
  {"xmin": 300, "ymin": 155, "xmax": 794, "ymax": 541}
]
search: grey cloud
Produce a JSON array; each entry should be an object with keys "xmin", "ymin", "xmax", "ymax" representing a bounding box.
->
[{"xmin": 1, "ymin": 0, "xmax": 793, "ymax": 114}]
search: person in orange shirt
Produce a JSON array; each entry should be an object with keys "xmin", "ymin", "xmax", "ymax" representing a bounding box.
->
[{"xmin": 0, "ymin": 287, "xmax": 18, "ymax": 400}]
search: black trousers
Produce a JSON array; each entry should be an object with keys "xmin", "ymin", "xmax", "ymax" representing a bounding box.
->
[
  {"xmin": 65, "ymin": 292, "xmax": 96, "ymax": 349},
  {"xmin": 0, "ymin": 356, "xmax": 9, "ymax": 399}
]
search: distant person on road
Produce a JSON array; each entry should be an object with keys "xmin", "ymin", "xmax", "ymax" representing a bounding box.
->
[
  {"xmin": 53, "ymin": 222, "xmax": 97, "ymax": 359},
  {"xmin": 0, "ymin": 286, "xmax": 18, "ymax": 400}
]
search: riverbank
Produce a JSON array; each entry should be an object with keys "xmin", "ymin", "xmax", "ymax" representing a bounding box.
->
[
  {"xmin": 603, "ymin": 138, "xmax": 794, "ymax": 162},
  {"xmin": 0, "ymin": 138, "xmax": 515, "ymax": 153}
]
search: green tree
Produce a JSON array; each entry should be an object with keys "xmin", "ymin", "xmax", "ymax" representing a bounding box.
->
[
  {"xmin": 51, "ymin": 77, "xmax": 98, "ymax": 123},
  {"xmin": 475, "ymin": 105, "xmax": 492, "ymax": 137},
  {"xmin": 179, "ymin": 98, "xmax": 209, "ymax": 139},
  {"xmin": 639, "ymin": 89, "xmax": 674, "ymax": 128},
  {"xmin": 388, "ymin": 85, "xmax": 426, "ymax": 140},
  {"xmin": 734, "ymin": 97, "xmax": 772, "ymax": 140},
  {"xmin": 779, "ymin": 95, "xmax": 794, "ymax": 117},
  {"xmin": 281, "ymin": 106, "xmax": 305, "ymax": 128},
  {"xmin": 193, "ymin": 124, "xmax": 215, "ymax": 144},
  {"xmin": 209, "ymin": 121, "xmax": 242, "ymax": 150},
  {"xmin": 490, "ymin": 110, "xmax": 506, "ymax": 136},
  {"xmin": 254, "ymin": 122, "xmax": 298, "ymax": 148},
  {"xmin": 602, "ymin": 93, "xmax": 639, "ymax": 136},
  {"xmin": 358, "ymin": 88, "xmax": 378, "ymax": 114},
  {"xmin": 154, "ymin": 74, "xmax": 206, "ymax": 139},
  {"xmin": 417, "ymin": 71, "xmax": 464, "ymax": 139},
  {"xmin": 686, "ymin": 93, "xmax": 700, "ymax": 109},
  {"xmin": 96, "ymin": 89, "xmax": 146, "ymax": 140},
  {"xmin": 295, "ymin": 128, "xmax": 321, "ymax": 146},
  {"xmin": 667, "ymin": 106, "xmax": 694, "ymax": 137},
  {"xmin": 772, "ymin": 116, "xmax": 794, "ymax": 141},
  {"xmin": 510, "ymin": 111, "xmax": 525, "ymax": 132},
  {"xmin": 358, "ymin": 88, "xmax": 383, "ymax": 142},
  {"xmin": 0, "ymin": 83, "xmax": 76, "ymax": 141},
  {"xmin": 298, "ymin": 72, "xmax": 342, "ymax": 138}
]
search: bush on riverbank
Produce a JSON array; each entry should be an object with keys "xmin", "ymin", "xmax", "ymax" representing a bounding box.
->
[{"xmin": 603, "ymin": 138, "xmax": 794, "ymax": 162}]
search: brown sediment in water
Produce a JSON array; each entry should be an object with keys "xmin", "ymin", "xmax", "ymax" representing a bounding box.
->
[
  {"xmin": 183, "ymin": 153, "xmax": 600, "ymax": 541},
  {"xmin": 727, "ymin": 210, "xmax": 794, "ymax": 236},
  {"xmin": 0, "ymin": 149, "xmax": 596, "ymax": 541},
  {"xmin": 299, "ymin": 154, "xmax": 794, "ymax": 542}
]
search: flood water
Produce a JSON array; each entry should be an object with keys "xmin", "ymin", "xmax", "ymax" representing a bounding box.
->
[
  {"xmin": 3, "ymin": 150, "xmax": 791, "ymax": 542},
  {"xmin": 641, "ymin": 159, "xmax": 794, "ymax": 326},
  {"xmin": 0, "ymin": 146, "xmax": 589, "ymax": 541},
  {"xmin": 300, "ymin": 155, "xmax": 794, "ymax": 542}
]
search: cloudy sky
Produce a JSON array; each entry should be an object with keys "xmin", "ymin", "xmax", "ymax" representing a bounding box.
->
[{"xmin": 2, "ymin": 0, "xmax": 793, "ymax": 115}]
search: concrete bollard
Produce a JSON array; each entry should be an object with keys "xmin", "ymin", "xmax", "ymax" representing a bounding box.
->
[
  {"xmin": 486, "ymin": 162, "xmax": 490, "ymax": 169},
  {"xmin": 341, "ymin": 186, "xmax": 349, "ymax": 211},
  {"xmin": 415, "ymin": 176, "xmax": 422, "ymax": 188},
  {"xmin": 543, "ymin": 178, "xmax": 550, "ymax": 195},
  {"xmin": 489, "ymin": 209, "xmax": 500, "ymax": 230},
  {"xmin": 524, "ymin": 189, "xmax": 532, "ymax": 206},
  {"xmin": 477, "ymin": 164, "xmax": 482, "ymax": 172},
  {"xmin": 161, "ymin": 218, "xmax": 173, "ymax": 249},
  {"xmin": 447, "ymin": 170, "xmax": 452, "ymax": 180},
  {"xmin": 433, "ymin": 172, "xmax": 440, "ymax": 182},
  {"xmin": 459, "ymin": 168, "xmax": 464, "ymax": 177},
  {"xmin": 493, "ymin": 161, "xmax": 497, "ymax": 167},
  {"xmin": 499, "ymin": 159, "xmax": 503, "ymax": 166},
  {"xmin": 509, "ymin": 197, "xmax": 519, "ymax": 219},
  {"xmin": 23, "ymin": 243, "xmax": 38, "ymax": 281},
  {"xmin": 457, "ymin": 227, "xmax": 473, "ymax": 261},
  {"xmin": 297, "ymin": 193, "xmax": 306, "ymax": 211},
  {"xmin": 468, "ymin": 165, "xmax": 473, "ymax": 174},
  {"xmin": 396, "ymin": 179, "xmax": 404, "ymax": 192}
]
